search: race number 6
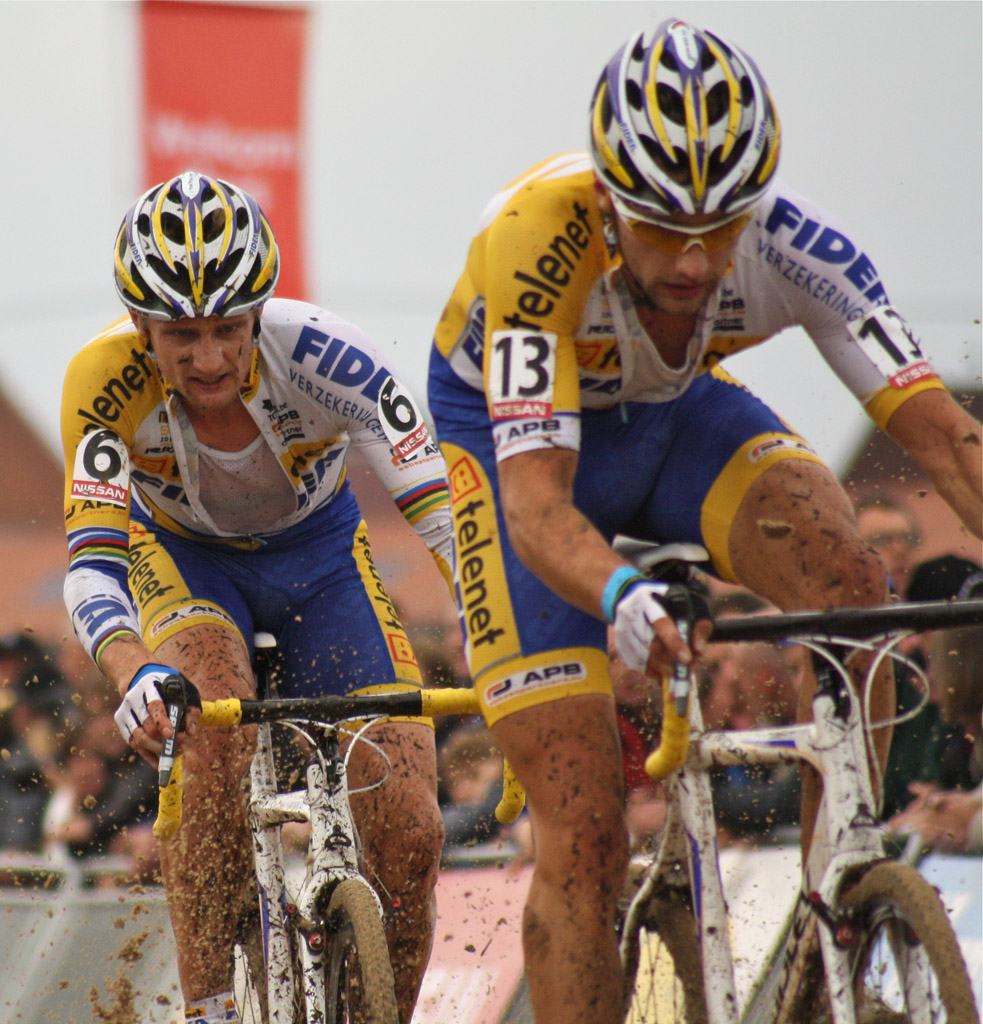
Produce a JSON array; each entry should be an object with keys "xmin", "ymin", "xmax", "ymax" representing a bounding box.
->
[{"xmin": 378, "ymin": 376, "xmax": 430, "ymax": 462}]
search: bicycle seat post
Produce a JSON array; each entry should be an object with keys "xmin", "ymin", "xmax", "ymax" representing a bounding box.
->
[{"xmin": 253, "ymin": 631, "xmax": 278, "ymax": 700}]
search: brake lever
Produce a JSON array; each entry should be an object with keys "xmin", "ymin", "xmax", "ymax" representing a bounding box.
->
[{"xmin": 158, "ymin": 675, "xmax": 187, "ymax": 788}]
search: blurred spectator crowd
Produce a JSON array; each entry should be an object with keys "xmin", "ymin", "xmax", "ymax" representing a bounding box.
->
[
  {"xmin": 1, "ymin": 489, "xmax": 980, "ymax": 887},
  {"xmin": 428, "ymin": 489, "xmax": 983, "ymax": 865},
  {"xmin": 0, "ymin": 632, "xmax": 159, "ymax": 884}
]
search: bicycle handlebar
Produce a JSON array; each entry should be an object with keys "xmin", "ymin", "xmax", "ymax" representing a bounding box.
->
[
  {"xmin": 642, "ymin": 598, "xmax": 983, "ymax": 784},
  {"xmin": 710, "ymin": 598, "xmax": 983, "ymax": 642},
  {"xmin": 154, "ymin": 599, "xmax": 983, "ymax": 839},
  {"xmin": 153, "ymin": 687, "xmax": 527, "ymax": 841}
]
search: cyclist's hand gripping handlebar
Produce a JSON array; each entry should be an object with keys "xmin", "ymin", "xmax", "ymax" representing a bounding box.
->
[
  {"xmin": 156, "ymin": 674, "xmax": 203, "ymax": 788},
  {"xmin": 643, "ymin": 585, "xmax": 713, "ymax": 782}
]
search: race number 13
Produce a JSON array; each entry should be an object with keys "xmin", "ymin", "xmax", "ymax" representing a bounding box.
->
[
  {"xmin": 850, "ymin": 306, "xmax": 936, "ymax": 389},
  {"xmin": 488, "ymin": 329, "xmax": 557, "ymax": 418}
]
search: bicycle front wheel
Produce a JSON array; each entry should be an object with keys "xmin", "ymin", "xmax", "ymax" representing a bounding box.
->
[
  {"xmin": 839, "ymin": 861, "xmax": 978, "ymax": 1024},
  {"xmin": 322, "ymin": 878, "xmax": 398, "ymax": 1024},
  {"xmin": 621, "ymin": 889, "xmax": 708, "ymax": 1024}
]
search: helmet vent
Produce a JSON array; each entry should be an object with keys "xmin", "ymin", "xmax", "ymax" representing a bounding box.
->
[
  {"xmin": 625, "ymin": 78, "xmax": 644, "ymax": 110},
  {"xmin": 656, "ymin": 83, "xmax": 685, "ymax": 126},
  {"xmin": 203, "ymin": 257, "xmax": 233, "ymax": 294},
  {"xmin": 160, "ymin": 212, "xmax": 185, "ymax": 245},
  {"xmin": 136, "ymin": 213, "xmax": 152, "ymax": 237},
  {"xmin": 706, "ymin": 81, "xmax": 730, "ymax": 123},
  {"xmin": 235, "ymin": 207, "xmax": 250, "ymax": 230},
  {"xmin": 639, "ymin": 134, "xmax": 681, "ymax": 180},
  {"xmin": 709, "ymin": 132, "xmax": 749, "ymax": 185},
  {"xmin": 147, "ymin": 253, "xmax": 192, "ymax": 298},
  {"xmin": 202, "ymin": 208, "xmax": 226, "ymax": 243}
]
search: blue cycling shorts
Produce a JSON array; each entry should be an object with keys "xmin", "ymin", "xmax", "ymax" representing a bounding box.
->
[
  {"xmin": 428, "ymin": 360, "xmax": 822, "ymax": 723},
  {"xmin": 128, "ymin": 483, "xmax": 423, "ymax": 699}
]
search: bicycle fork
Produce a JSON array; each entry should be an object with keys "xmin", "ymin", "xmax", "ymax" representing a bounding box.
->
[
  {"xmin": 746, "ymin": 679, "xmax": 886, "ymax": 1024},
  {"xmin": 294, "ymin": 730, "xmax": 387, "ymax": 1022},
  {"xmin": 249, "ymin": 722, "xmax": 305, "ymax": 1024}
]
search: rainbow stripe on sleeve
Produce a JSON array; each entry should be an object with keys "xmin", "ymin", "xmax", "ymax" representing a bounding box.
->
[
  {"xmin": 395, "ymin": 479, "xmax": 449, "ymax": 526},
  {"xmin": 67, "ymin": 527, "xmax": 130, "ymax": 568},
  {"xmin": 93, "ymin": 625, "xmax": 140, "ymax": 666}
]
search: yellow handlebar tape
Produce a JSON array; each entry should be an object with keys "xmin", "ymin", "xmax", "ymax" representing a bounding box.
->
[
  {"xmin": 153, "ymin": 755, "xmax": 184, "ymax": 841},
  {"xmin": 199, "ymin": 698, "xmax": 242, "ymax": 728},
  {"xmin": 495, "ymin": 758, "xmax": 526, "ymax": 824},
  {"xmin": 644, "ymin": 676, "xmax": 691, "ymax": 781},
  {"xmin": 420, "ymin": 688, "xmax": 481, "ymax": 717}
]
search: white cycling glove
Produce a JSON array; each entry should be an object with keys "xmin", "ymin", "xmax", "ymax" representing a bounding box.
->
[
  {"xmin": 114, "ymin": 664, "xmax": 200, "ymax": 744},
  {"xmin": 608, "ymin": 576, "xmax": 671, "ymax": 674}
]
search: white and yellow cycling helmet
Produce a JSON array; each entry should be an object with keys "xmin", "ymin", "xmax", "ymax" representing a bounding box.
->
[
  {"xmin": 589, "ymin": 19, "xmax": 781, "ymax": 223},
  {"xmin": 114, "ymin": 170, "xmax": 279, "ymax": 319}
]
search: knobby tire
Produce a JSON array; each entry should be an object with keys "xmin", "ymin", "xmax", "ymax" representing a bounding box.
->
[
  {"xmin": 323, "ymin": 878, "xmax": 398, "ymax": 1024},
  {"xmin": 839, "ymin": 862, "xmax": 978, "ymax": 1024},
  {"xmin": 621, "ymin": 888, "xmax": 708, "ymax": 1024}
]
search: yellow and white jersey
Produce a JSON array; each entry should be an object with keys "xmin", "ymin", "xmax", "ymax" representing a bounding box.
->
[
  {"xmin": 62, "ymin": 298, "xmax": 451, "ymax": 660},
  {"xmin": 432, "ymin": 153, "xmax": 944, "ymax": 463}
]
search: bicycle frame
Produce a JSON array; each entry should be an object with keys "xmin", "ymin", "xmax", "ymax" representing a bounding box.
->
[
  {"xmin": 622, "ymin": 634, "xmax": 930, "ymax": 1024},
  {"xmin": 245, "ymin": 714, "xmax": 389, "ymax": 1023}
]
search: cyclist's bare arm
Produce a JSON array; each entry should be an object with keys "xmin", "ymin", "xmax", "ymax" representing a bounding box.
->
[
  {"xmin": 884, "ymin": 389, "xmax": 983, "ymax": 539},
  {"xmin": 497, "ymin": 447, "xmax": 703, "ymax": 671}
]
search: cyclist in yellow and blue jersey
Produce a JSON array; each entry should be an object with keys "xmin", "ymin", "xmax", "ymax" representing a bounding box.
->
[
  {"xmin": 428, "ymin": 19, "xmax": 982, "ymax": 1024},
  {"xmin": 62, "ymin": 171, "xmax": 452, "ymax": 1024}
]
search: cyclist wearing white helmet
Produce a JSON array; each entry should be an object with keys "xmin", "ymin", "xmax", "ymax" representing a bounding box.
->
[
  {"xmin": 428, "ymin": 19, "xmax": 981, "ymax": 1023},
  {"xmin": 63, "ymin": 171, "xmax": 452, "ymax": 1024}
]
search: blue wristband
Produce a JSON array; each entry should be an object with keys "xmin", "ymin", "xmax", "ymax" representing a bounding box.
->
[{"xmin": 601, "ymin": 567, "xmax": 646, "ymax": 623}]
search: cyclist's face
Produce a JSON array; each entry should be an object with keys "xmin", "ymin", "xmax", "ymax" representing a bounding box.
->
[
  {"xmin": 136, "ymin": 312, "xmax": 258, "ymax": 416},
  {"xmin": 856, "ymin": 507, "xmax": 920, "ymax": 585},
  {"xmin": 597, "ymin": 187, "xmax": 745, "ymax": 316}
]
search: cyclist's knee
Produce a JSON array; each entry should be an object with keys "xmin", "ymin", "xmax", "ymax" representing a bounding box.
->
[
  {"xmin": 831, "ymin": 539, "xmax": 890, "ymax": 606},
  {"xmin": 367, "ymin": 786, "xmax": 443, "ymax": 887},
  {"xmin": 730, "ymin": 462, "xmax": 890, "ymax": 608}
]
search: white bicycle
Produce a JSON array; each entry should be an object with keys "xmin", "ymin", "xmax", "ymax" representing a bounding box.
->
[
  {"xmin": 615, "ymin": 541, "xmax": 981, "ymax": 1024},
  {"xmin": 154, "ymin": 634, "xmax": 495, "ymax": 1024}
]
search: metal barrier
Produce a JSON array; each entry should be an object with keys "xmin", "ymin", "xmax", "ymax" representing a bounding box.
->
[
  {"xmin": 0, "ymin": 851, "xmax": 181, "ymax": 1024},
  {"xmin": 2, "ymin": 847, "xmax": 978, "ymax": 1023}
]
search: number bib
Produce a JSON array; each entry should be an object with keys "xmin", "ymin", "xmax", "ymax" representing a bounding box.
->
[
  {"xmin": 488, "ymin": 330, "xmax": 557, "ymax": 419},
  {"xmin": 71, "ymin": 428, "xmax": 130, "ymax": 506},
  {"xmin": 377, "ymin": 375, "xmax": 430, "ymax": 462},
  {"xmin": 850, "ymin": 306, "xmax": 938, "ymax": 390}
]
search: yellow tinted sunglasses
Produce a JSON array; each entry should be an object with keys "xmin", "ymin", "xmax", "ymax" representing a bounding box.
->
[{"xmin": 624, "ymin": 211, "xmax": 754, "ymax": 255}]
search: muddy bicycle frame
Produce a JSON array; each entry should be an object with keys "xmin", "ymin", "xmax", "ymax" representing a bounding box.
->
[
  {"xmin": 153, "ymin": 636, "xmax": 496, "ymax": 1024},
  {"xmin": 622, "ymin": 599, "xmax": 983, "ymax": 1024}
]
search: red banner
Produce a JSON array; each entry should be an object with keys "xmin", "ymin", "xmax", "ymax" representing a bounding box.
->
[{"xmin": 140, "ymin": 0, "xmax": 308, "ymax": 301}]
